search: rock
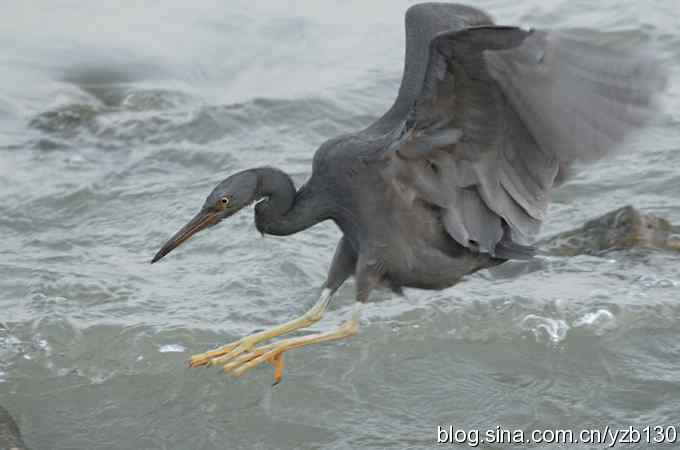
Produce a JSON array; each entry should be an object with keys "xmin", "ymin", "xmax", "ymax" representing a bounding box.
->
[
  {"xmin": 539, "ymin": 205, "xmax": 680, "ymax": 257},
  {"xmin": 0, "ymin": 405, "xmax": 28, "ymax": 450},
  {"xmin": 29, "ymin": 103, "xmax": 100, "ymax": 136}
]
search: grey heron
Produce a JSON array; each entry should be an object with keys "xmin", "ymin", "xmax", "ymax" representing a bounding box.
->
[{"xmin": 151, "ymin": 3, "xmax": 667, "ymax": 384}]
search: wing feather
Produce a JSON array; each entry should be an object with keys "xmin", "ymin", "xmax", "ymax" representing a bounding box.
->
[
  {"xmin": 485, "ymin": 29, "xmax": 667, "ymax": 163},
  {"xmin": 381, "ymin": 18, "xmax": 666, "ymax": 256}
]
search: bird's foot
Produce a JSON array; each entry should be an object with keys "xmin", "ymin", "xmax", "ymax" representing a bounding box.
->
[
  {"xmin": 188, "ymin": 336, "xmax": 258, "ymax": 368},
  {"xmin": 189, "ymin": 316, "xmax": 359, "ymax": 384},
  {"xmin": 225, "ymin": 317, "xmax": 359, "ymax": 384},
  {"xmin": 188, "ymin": 290, "xmax": 333, "ymax": 368}
]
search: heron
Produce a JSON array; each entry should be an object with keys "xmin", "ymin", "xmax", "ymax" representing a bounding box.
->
[{"xmin": 151, "ymin": 3, "xmax": 666, "ymax": 384}]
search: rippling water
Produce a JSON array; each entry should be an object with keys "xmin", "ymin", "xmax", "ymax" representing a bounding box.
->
[{"xmin": 1, "ymin": 1, "xmax": 680, "ymax": 449}]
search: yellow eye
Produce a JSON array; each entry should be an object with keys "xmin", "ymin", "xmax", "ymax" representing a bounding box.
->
[{"xmin": 220, "ymin": 196, "xmax": 231, "ymax": 207}]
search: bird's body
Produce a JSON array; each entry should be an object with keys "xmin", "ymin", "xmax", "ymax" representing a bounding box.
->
[
  {"xmin": 312, "ymin": 137, "xmax": 500, "ymax": 292},
  {"xmin": 151, "ymin": 3, "xmax": 667, "ymax": 383}
]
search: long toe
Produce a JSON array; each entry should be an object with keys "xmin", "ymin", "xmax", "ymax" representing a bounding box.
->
[{"xmin": 188, "ymin": 341, "xmax": 241, "ymax": 367}]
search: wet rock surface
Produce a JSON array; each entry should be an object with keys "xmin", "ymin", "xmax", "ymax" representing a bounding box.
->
[
  {"xmin": 539, "ymin": 205, "xmax": 680, "ymax": 256},
  {"xmin": 0, "ymin": 405, "xmax": 28, "ymax": 450}
]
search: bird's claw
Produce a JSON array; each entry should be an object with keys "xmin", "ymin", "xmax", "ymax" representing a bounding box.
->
[
  {"xmin": 270, "ymin": 353, "xmax": 285, "ymax": 386},
  {"xmin": 187, "ymin": 337, "xmax": 256, "ymax": 368},
  {"xmin": 209, "ymin": 340, "xmax": 256, "ymax": 365},
  {"xmin": 225, "ymin": 346, "xmax": 286, "ymax": 385},
  {"xmin": 186, "ymin": 309, "xmax": 359, "ymax": 383},
  {"xmin": 188, "ymin": 339, "xmax": 285, "ymax": 383}
]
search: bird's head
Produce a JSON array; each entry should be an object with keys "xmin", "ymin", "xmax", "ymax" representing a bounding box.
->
[{"xmin": 150, "ymin": 170, "xmax": 259, "ymax": 263}]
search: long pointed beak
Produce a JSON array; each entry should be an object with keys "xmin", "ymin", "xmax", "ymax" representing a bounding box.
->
[{"xmin": 151, "ymin": 209, "xmax": 220, "ymax": 263}]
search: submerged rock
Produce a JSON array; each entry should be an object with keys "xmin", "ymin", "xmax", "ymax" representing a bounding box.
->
[
  {"xmin": 539, "ymin": 205, "xmax": 680, "ymax": 257},
  {"xmin": 0, "ymin": 405, "xmax": 28, "ymax": 450},
  {"xmin": 29, "ymin": 103, "xmax": 100, "ymax": 137}
]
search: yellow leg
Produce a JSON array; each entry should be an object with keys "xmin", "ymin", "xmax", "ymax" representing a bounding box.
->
[
  {"xmin": 188, "ymin": 288, "xmax": 334, "ymax": 368},
  {"xmin": 227, "ymin": 305, "xmax": 362, "ymax": 384}
]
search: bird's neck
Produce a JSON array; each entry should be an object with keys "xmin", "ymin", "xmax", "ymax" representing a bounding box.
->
[{"xmin": 253, "ymin": 167, "xmax": 328, "ymax": 236}]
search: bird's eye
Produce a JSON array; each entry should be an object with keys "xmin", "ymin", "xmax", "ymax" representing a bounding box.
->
[{"xmin": 220, "ymin": 196, "xmax": 231, "ymax": 207}]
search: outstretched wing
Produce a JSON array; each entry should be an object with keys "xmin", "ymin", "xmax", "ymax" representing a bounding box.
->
[
  {"xmin": 366, "ymin": 3, "xmax": 493, "ymax": 135},
  {"xmin": 380, "ymin": 9, "xmax": 666, "ymax": 256}
]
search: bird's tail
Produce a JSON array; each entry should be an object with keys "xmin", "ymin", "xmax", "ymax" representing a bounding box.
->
[{"xmin": 494, "ymin": 240, "xmax": 536, "ymax": 260}]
